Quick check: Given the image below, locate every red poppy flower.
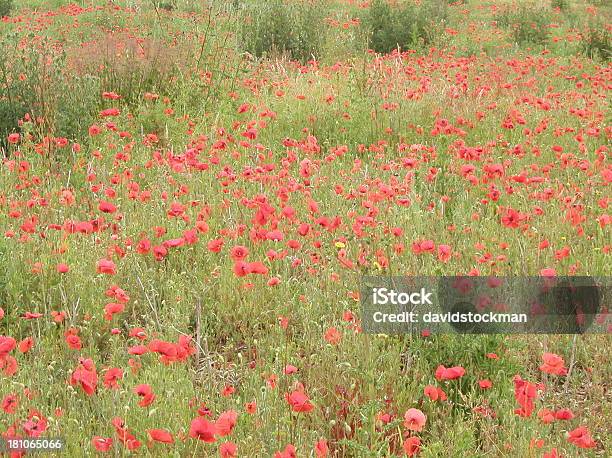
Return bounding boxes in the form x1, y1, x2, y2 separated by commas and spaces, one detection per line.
96, 259, 116, 275
147, 429, 174, 444
567, 426, 596, 449
134, 384, 156, 407
538, 408, 555, 424
542, 448, 561, 458
539, 353, 567, 376
189, 417, 217, 442
0, 336, 16, 357
403, 408, 426, 432
1, 393, 18, 414
221, 385, 235, 397
56, 263, 70, 273
314, 439, 329, 457
69, 359, 98, 396
423, 384, 446, 401
435, 365, 465, 381
103, 368, 123, 390
275, 444, 297, 458
98, 200, 117, 213
220, 441, 237, 458
245, 401, 257, 414
91, 436, 113, 452
554, 408, 574, 420
18, 337, 34, 353
403, 436, 421, 456
286, 390, 314, 413
215, 410, 238, 437
230, 245, 249, 261
284, 364, 298, 375
324, 327, 341, 345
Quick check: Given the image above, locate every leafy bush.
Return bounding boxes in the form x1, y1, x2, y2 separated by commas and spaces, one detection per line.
363, 0, 448, 54
551, 0, 569, 10
495, 6, 552, 46
0, 0, 13, 18
0, 102, 27, 153
153, 0, 176, 11
0, 40, 98, 148
0, 35, 100, 148
66, 32, 189, 107
0, 37, 37, 150
239, 0, 326, 62
1, 23, 198, 151
581, 19, 611, 61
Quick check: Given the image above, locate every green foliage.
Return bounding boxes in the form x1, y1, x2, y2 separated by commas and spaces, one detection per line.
0, 100, 27, 152
0, 37, 36, 150
239, 0, 326, 62
0, 0, 13, 18
551, 0, 569, 10
0, 36, 100, 146
495, 6, 552, 46
581, 19, 611, 61
363, 0, 448, 53
53, 75, 102, 140
153, 0, 176, 11
0, 28, 193, 148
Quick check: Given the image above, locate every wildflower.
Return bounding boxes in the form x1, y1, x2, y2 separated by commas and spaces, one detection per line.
96, 259, 116, 275
324, 327, 341, 345
220, 441, 238, 457
435, 365, 465, 381
567, 426, 596, 449
189, 417, 217, 442
539, 353, 567, 376
147, 429, 174, 444
134, 384, 156, 407
314, 439, 329, 457
403, 408, 426, 432
403, 436, 421, 456
286, 390, 314, 413
91, 437, 113, 452
69, 358, 98, 396
215, 410, 238, 437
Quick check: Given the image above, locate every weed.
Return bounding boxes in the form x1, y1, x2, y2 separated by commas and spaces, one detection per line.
581, 19, 611, 61
363, 0, 448, 53
495, 5, 552, 47
0, 0, 13, 17
239, 0, 327, 62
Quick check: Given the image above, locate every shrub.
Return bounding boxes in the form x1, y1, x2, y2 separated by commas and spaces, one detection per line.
239, 0, 326, 63
0, 36, 36, 151
0, 23, 197, 151
581, 20, 611, 61
153, 0, 176, 11
0, 35, 101, 148
551, 0, 569, 10
65, 32, 189, 106
0, 0, 13, 18
363, 0, 448, 54
495, 6, 552, 46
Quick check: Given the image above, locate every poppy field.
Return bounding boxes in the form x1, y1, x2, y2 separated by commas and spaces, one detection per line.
0, 0, 610, 456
